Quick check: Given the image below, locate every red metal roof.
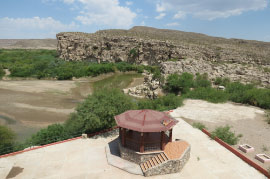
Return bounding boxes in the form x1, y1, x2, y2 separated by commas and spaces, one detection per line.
114, 109, 178, 132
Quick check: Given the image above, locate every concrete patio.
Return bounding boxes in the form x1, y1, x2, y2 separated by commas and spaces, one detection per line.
0, 119, 266, 179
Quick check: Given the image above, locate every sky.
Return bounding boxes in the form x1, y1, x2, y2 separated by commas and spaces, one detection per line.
0, 0, 270, 41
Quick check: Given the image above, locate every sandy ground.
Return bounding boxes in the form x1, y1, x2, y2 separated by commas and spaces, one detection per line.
0, 79, 91, 141
171, 99, 270, 171
0, 80, 76, 93
0, 120, 266, 179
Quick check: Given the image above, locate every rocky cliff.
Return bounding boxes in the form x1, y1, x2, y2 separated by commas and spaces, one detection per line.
57, 26, 270, 86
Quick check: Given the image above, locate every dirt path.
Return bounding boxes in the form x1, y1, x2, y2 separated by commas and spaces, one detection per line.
171, 99, 270, 171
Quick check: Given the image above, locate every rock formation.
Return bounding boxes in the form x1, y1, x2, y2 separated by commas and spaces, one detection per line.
57, 26, 270, 87
123, 72, 162, 99
161, 58, 270, 87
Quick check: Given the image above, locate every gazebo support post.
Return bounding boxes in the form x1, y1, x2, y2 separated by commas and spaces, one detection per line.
169, 129, 173, 142
140, 132, 144, 153
119, 127, 121, 138
121, 128, 126, 147
160, 131, 165, 150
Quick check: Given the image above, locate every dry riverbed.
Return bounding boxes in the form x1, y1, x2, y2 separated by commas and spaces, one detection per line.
0, 73, 143, 141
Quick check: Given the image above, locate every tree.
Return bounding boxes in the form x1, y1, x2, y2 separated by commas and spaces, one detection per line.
29, 124, 67, 145
164, 73, 194, 95
66, 88, 136, 134
0, 125, 15, 155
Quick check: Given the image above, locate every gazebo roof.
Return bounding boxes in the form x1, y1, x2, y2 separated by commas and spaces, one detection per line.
114, 109, 178, 132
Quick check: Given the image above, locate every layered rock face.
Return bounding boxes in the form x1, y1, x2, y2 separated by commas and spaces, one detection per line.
161, 59, 270, 87
57, 26, 270, 86
57, 32, 197, 65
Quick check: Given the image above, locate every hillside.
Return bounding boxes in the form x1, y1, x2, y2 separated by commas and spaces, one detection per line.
57, 26, 270, 87
0, 39, 57, 49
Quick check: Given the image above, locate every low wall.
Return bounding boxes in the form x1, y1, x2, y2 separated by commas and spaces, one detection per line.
0, 126, 119, 159
202, 129, 270, 178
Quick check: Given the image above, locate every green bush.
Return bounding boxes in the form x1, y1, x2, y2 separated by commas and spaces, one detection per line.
211, 125, 242, 145
137, 94, 183, 111
0, 49, 154, 80
164, 73, 194, 95
0, 125, 16, 155
192, 122, 207, 130
185, 87, 228, 103
194, 73, 211, 88
0, 66, 5, 79
29, 124, 67, 146
226, 82, 254, 103
129, 48, 138, 58
243, 88, 270, 109
68, 88, 136, 134
214, 77, 231, 87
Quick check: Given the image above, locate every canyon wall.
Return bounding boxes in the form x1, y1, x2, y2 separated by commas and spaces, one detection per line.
57, 26, 270, 86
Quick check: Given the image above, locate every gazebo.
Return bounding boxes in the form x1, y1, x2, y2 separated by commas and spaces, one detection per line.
114, 109, 178, 153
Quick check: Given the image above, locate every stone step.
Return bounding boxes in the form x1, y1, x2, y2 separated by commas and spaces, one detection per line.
140, 153, 170, 173
140, 163, 146, 173
161, 152, 169, 161
157, 154, 164, 162
146, 161, 151, 168
154, 156, 161, 164
149, 159, 155, 167
152, 158, 158, 166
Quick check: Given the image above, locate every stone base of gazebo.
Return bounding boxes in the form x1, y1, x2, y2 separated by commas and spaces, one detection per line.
118, 138, 163, 164
118, 137, 191, 177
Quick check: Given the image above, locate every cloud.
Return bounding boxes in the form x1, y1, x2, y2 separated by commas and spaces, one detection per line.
155, 13, 166, 20
140, 21, 146, 26
75, 0, 136, 28
156, 3, 165, 12
0, 17, 78, 38
42, 0, 74, 4
136, 8, 143, 13
173, 11, 186, 19
166, 22, 180, 26
156, 0, 268, 20
125, 1, 133, 6
63, 0, 74, 3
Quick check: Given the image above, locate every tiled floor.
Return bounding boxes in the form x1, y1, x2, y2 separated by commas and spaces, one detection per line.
164, 141, 189, 160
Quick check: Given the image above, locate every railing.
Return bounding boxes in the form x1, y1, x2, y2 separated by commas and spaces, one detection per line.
144, 142, 161, 152
0, 126, 119, 158
125, 137, 140, 151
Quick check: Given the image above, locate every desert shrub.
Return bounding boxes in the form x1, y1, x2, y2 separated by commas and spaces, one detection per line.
0, 49, 154, 79
115, 62, 137, 72
185, 87, 228, 103
29, 124, 68, 146
214, 77, 231, 87
194, 73, 211, 88
192, 122, 207, 130
164, 73, 194, 95
225, 82, 254, 103
129, 48, 138, 58
167, 58, 178, 62
211, 125, 242, 145
0, 125, 16, 155
0, 66, 5, 79
137, 94, 183, 111
243, 88, 270, 109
